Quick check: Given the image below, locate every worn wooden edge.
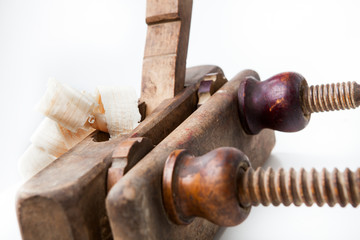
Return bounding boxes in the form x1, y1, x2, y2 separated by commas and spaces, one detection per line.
197, 72, 228, 107
16, 133, 118, 240
145, 0, 192, 25
106, 69, 276, 240
109, 137, 154, 187
133, 65, 225, 145
107, 137, 154, 192
16, 65, 225, 240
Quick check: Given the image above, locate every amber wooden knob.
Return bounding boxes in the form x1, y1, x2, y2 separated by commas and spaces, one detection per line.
162, 147, 251, 226
238, 72, 310, 134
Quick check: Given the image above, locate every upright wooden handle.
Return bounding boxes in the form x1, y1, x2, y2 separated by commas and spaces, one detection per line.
162, 147, 251, 226
141, 0, 193, 116
238, 72, 310, 134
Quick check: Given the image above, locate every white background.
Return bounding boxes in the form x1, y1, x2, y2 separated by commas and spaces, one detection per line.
1, 0, 360, 239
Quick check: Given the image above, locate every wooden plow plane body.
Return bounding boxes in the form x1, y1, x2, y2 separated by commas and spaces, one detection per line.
16, 1, 275, 239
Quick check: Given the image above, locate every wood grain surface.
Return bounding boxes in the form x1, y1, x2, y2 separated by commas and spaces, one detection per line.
106, 69, 275, 240
141, 0, 193, 115
16, 65, 223, 240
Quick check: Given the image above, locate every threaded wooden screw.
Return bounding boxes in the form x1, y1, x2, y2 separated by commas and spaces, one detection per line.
238, 167, 360, 208
302, 82, 360, 114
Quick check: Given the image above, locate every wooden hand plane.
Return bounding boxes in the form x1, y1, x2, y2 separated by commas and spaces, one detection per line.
16, 1, 275, 239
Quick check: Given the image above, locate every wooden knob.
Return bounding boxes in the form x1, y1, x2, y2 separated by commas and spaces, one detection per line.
238, 72, 310, 134
162, 147, 251, 226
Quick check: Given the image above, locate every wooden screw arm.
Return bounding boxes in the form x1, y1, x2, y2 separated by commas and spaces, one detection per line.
163, 147, 360, 227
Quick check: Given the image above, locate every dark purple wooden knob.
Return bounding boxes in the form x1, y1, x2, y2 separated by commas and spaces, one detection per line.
238, 72, 311, 134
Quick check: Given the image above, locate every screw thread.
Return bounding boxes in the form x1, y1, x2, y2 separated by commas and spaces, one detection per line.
238, 167, 360, 208
303, 82, 357, 114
